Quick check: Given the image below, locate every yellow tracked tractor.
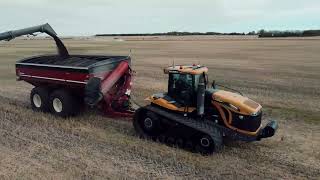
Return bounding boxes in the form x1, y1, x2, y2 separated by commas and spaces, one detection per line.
133, 64, 278, 154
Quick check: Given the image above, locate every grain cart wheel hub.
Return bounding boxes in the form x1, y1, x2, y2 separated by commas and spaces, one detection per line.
33, 94, 42, 108
53, 98, 63, 113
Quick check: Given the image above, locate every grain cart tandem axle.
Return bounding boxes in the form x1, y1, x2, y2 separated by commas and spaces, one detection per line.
0, 23, 133, 117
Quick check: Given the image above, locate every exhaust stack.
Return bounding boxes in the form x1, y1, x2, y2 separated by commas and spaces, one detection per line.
197, 75, 205, 116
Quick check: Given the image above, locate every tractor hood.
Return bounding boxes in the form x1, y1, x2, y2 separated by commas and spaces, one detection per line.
209, 89, 262, 115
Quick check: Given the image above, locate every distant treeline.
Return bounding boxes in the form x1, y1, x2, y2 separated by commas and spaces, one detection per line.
258, 29, 320, 38
96, 31, 255, 37
95, 30, 320, 37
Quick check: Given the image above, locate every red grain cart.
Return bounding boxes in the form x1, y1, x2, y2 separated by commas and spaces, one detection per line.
1, 24, 134, 117
16, 55, 133, 117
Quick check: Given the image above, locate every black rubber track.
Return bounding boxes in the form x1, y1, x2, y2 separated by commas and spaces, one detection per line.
133, 105, 223, 154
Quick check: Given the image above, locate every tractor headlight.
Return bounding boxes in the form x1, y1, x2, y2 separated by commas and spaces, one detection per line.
239, 115, 244, 120
251, 110, 261, 116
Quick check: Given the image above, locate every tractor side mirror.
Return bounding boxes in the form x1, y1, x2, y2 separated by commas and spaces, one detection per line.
212, 80, 216, 88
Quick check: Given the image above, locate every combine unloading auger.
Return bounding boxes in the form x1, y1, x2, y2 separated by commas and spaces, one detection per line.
0, 23, 69, 58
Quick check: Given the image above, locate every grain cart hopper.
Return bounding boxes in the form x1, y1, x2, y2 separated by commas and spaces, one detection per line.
133, 65, 278, 154
0, 24, 133, 117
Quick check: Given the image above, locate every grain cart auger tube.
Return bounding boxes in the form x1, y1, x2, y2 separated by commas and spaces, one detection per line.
133, 65, 278, 154
1, 24, 134, 117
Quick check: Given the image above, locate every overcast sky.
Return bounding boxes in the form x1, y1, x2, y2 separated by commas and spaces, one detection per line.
0, 0, 319, 36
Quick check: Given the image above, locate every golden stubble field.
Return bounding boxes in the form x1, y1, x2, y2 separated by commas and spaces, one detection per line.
0, 36, 319, 179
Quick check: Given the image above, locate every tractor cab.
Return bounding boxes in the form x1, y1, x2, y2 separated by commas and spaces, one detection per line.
146, 65, 208, 113
166, 65, 208, 107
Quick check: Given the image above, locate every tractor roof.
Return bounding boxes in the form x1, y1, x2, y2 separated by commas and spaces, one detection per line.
164, 65, 208, 75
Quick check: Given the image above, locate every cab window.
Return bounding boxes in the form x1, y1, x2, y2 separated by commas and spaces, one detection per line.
168, 73, 195, 105
172, 73, 193, 90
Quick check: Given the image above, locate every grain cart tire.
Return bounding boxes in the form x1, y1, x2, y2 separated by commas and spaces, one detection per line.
49, 89, 80, 117
30, 87, 50, 112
